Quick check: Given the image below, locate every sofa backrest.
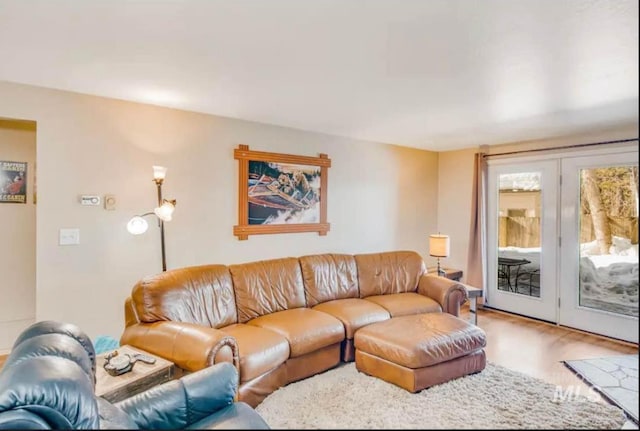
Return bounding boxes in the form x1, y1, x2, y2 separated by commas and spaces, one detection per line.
355, 250, 426, 298
0, 322, 101, 430
12, 320, 97, 377
299, 253, 359, 307
229, 257, 306, 323
132, 264, 237, 329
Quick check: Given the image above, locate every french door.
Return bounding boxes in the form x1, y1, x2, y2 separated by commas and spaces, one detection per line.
487, 146, 639, 343
559, 152, 638, 343
487, 159, 558, 323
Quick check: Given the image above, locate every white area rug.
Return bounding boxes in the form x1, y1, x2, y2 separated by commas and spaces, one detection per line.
256, 362, 627, 429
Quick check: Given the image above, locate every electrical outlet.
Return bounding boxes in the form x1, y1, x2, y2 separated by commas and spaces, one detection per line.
59, 228, 80, 245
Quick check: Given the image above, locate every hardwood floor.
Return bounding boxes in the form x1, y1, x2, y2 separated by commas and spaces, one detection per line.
460, 305, 638, 397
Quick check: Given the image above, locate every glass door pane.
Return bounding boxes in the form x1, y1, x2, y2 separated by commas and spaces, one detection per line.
487, 159, 557, 323
498, 172, 541, 298
578, 166, 638, 318
560, 151, 638, 343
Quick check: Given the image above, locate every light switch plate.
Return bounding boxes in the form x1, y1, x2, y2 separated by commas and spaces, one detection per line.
59, 228, 80, 245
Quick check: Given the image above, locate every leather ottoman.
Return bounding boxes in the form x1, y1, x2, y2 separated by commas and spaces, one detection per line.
354, 313, 486, 392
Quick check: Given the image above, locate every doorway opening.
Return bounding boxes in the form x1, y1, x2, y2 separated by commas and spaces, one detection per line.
0, 117, 37, 352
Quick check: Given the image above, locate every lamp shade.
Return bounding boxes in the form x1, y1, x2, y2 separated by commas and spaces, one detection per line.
154, 200, 175, 222
152, 165, 167, 181
429, 234, 450, 258
127, 216, 149, 235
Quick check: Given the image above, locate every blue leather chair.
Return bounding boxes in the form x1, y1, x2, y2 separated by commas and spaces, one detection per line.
0, 321, 270, 429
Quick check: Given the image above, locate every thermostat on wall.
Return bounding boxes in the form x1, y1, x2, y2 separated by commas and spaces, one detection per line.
80, 195, 101, 206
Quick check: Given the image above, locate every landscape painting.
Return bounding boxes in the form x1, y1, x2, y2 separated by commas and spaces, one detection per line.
248, 161, 321, 225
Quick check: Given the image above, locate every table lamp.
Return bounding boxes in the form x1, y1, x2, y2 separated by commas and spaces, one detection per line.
429, 234, 450, 277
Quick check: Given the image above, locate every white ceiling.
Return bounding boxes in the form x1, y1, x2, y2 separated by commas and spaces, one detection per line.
0, 0, 637, 151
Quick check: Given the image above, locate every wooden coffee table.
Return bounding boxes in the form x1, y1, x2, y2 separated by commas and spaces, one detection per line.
95, 345, 174, 403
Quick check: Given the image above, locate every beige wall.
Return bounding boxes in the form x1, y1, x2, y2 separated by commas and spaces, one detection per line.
0, 81, 439, 340
436, 148, 477, 282
0, 119, 36, 351
487, 125, 639, 156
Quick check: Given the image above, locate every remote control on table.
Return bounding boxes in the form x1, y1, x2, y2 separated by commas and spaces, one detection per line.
133, 353, 157, 364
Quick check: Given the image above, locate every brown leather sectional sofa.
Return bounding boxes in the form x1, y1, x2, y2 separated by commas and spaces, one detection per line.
121, 250, 468, 407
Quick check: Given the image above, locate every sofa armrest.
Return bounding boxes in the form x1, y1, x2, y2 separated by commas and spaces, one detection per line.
115, 362, 254, 429
120, 321, 239, 373
418, 274, 468, 316
0, 356, 100, 429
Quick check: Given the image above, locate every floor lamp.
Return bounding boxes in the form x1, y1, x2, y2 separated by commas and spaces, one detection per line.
429, 234, 450, 277
126, 166, 176, 272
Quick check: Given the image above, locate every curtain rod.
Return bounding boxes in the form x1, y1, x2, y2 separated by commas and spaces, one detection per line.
483, 137, 638, 158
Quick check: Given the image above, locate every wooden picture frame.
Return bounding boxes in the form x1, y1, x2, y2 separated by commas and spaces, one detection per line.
234, 145, 331, 240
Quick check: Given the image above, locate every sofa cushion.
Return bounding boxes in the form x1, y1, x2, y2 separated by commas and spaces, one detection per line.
364, 293, 441, 317
187, 402, 270, 430
247, 309, 344, 358
355, 251, 426, 298
230, 257, 306, 323
312, 298, 390, 338
221, 324, 290, 382
299, 254, 359, 307
97, 398, 139, 429
132, 264, 237, 329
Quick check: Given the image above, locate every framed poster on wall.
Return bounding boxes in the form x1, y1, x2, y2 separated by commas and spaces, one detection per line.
233, 145, 331, 240
0, 160, 27, 204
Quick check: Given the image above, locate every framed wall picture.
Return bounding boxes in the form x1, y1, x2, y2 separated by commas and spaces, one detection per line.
0, 160, 27, 204
234, 145, 331, 240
